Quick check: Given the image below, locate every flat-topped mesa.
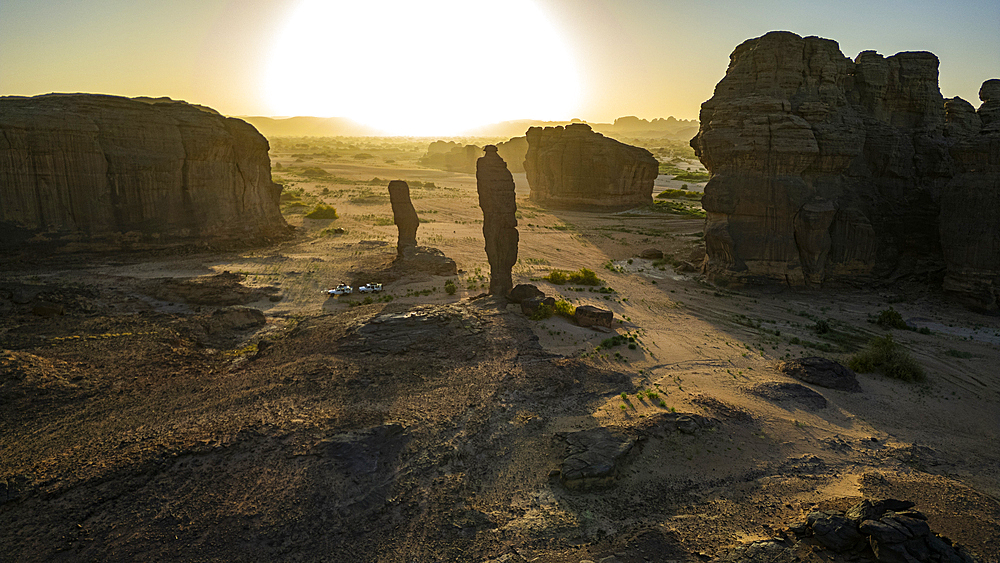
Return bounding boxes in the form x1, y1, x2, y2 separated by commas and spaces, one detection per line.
476, 145, 519, 296
691, 31, 998, 307
524, 123, 658, 210
0, 93, 288, 251
388, 180, 418, 257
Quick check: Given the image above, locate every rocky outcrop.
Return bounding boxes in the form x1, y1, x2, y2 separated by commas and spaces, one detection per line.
388, 180, 418, 257
574, 305, 613, 328
477, 145, 518, 296
691, 31, 999, 306
776, 357, 861, 392
496, 136, 527, 173
524, 123, 658, 210
940, 80, 1000, 312
0, 94, 288, 251
418, 142, 480, 173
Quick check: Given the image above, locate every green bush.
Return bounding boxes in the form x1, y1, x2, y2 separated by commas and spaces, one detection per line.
553, 299, 575, 319
848, 335, 925, 382
444, 280, 457, 295
544, 270, 568, 285
305, 204, 338, 219
875, 307, 909, 330
567, 268, 600, 286
529, 302, 554, 320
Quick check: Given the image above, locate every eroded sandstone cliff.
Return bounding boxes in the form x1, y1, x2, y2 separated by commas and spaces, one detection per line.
524, 123, 658, 210
0, 94, 288, 251
692, 31, 999, 309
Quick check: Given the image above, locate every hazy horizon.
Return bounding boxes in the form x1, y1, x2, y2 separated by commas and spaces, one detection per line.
2, 0, 998, 135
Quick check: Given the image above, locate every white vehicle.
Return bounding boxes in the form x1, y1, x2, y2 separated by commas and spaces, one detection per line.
358, 283, 383, 293
327, 283, 352, 295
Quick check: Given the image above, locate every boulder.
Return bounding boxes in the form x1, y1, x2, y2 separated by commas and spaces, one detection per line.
508, 283, 544, 303
476, 145, 519, 296
639, 248, 664, 260
394, 246, 457, 277
559, 427, 635, 491
776, 357, 862, 392
388, 180, 418, 257
524, 123, 658, 210
575, 305, 613, 328
691, 32, 999, 302
0, 94, 288, 251
520, 295, 555, 317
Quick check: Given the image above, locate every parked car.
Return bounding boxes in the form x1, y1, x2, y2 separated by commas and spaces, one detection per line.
358, 283, 383, 293
327, 283, 352, 295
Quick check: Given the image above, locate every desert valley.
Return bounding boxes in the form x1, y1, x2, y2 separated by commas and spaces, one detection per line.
2, 24, 999, 563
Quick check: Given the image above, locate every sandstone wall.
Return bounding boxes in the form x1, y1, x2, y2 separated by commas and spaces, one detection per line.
0, 94, 288, 251
524, 123, 658, 210
692, 32, 998, 309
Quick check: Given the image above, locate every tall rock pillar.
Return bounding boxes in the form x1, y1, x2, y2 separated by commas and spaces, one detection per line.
476, 145, 519, 296
388, 180, 418, 257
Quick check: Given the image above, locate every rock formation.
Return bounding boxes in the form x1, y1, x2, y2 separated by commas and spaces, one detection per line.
388, 180, 418, 257
418, 142, 480, 173
691, 31, 1000, 309
0, 93, 288, 251
939, 80, 1000, 311
524, 123, 658, 210
496, 136, 528, 173
476, 145, 518, 296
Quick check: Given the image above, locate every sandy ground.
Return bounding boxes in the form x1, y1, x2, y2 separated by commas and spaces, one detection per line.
2, 139, 998, 562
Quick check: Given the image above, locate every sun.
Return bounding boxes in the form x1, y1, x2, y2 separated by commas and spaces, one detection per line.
265, 0, 581, 136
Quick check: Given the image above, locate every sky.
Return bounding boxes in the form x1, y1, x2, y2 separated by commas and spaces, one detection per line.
2, 0, 998, 135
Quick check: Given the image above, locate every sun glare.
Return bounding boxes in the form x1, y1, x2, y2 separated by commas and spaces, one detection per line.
265, 0, 581, 136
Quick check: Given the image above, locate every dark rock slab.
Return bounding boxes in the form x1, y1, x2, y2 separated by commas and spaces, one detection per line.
639, 248, 664, 260
808, 511, 866, 552
749, 381, 828, 410
394, 245, 457, 276
776, 357, 862, 392
508, 283, 544, 303
575, 305, 613, 328
559, 427, 635, 491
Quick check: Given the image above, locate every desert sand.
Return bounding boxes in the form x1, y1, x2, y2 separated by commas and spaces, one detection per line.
1, 137, 998, 562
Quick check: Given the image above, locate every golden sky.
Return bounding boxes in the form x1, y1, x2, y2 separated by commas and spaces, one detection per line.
2, 0, 997, 135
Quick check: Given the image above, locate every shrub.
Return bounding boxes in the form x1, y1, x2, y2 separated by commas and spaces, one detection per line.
848, 335, 925, 382
553, 300, 575, 319
567, 268, 600, 286
529, 302, 555, 320
444, 280, 457, 295
875, 307, 909, 330
544, 270, 568, 285
305, 204, 338, 219
353, 153, 374, 160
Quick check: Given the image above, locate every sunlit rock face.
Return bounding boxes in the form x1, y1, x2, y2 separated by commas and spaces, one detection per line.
524, 123, 658, 210
0, 94, 288, 251
693, 31, 998, 306
477, 145, 518, 296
